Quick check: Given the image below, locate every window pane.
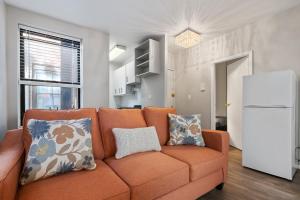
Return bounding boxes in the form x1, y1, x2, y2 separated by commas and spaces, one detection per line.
33, 66, 61, 82
20, 28, 81, 84
23, 85, 79, 110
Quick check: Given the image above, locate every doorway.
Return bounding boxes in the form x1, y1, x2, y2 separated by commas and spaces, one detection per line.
211, 51, 253, 150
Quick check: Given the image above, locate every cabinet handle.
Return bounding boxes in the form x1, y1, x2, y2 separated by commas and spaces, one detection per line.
126, 76, 128, 83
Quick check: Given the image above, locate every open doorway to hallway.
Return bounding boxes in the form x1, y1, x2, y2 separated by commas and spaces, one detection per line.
211, 51, 253, 150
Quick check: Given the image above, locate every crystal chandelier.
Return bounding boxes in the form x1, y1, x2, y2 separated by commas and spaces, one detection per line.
175, 29, 201, 48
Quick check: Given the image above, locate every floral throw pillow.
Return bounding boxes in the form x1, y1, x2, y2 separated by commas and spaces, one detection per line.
168, 114, 205, 146
20, 118, 96, 185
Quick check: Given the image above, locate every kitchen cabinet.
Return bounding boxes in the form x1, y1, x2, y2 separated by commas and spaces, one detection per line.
113, 66, 126, 96
126, 61, 140, 85
113, 64, 135, 96
135, 39, 160, 77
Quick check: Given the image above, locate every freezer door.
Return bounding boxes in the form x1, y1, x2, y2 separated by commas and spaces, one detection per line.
242, 107, 295, 180
243, 71, 296, 108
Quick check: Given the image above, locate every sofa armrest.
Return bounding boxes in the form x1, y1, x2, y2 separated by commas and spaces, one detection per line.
202, 129, 229, 181
202, 129, 229, 154
0, 129, 24, 200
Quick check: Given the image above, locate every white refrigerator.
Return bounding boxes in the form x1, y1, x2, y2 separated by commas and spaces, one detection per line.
242, 70, 298, 180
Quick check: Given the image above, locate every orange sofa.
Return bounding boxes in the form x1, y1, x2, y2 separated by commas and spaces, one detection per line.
0, 107, 229, 200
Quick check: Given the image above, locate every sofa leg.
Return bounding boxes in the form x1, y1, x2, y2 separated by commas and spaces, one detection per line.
216, 183, 224, 190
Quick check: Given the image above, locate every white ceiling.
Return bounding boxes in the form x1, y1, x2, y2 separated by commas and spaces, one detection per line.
5, 0, 300, 63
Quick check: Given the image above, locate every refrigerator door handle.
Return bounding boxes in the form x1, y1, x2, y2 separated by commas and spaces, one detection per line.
244, 105, 291, 108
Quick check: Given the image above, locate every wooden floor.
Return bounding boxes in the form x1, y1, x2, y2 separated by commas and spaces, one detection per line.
199, 148, 300, 200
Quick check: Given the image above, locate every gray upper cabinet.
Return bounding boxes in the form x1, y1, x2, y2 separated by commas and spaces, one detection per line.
135, 39, 160, 77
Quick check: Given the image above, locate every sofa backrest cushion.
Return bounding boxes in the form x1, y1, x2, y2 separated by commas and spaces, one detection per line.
98, 108, 147, 158
22, 108, 104, 160
143, 107, 176, 145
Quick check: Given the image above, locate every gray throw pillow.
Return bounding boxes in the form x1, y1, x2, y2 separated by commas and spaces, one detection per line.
112, 126, 161, 159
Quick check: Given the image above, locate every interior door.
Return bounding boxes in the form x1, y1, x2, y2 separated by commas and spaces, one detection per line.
227, 57, 250, 149
166, 69, 175, 107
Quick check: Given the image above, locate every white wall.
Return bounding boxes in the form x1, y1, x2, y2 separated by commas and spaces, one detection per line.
0, 0, 7, 139
6, 6, 109, 129
174, 4, 300, 128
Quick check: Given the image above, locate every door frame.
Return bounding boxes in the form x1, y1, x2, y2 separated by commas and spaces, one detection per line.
210, 50, 254, 129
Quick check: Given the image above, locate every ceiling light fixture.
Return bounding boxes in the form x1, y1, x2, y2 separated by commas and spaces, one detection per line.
175, 29, 201, 48
109, 45, 126, 61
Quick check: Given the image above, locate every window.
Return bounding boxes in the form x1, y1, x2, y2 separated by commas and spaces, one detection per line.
19, 25, 82, 123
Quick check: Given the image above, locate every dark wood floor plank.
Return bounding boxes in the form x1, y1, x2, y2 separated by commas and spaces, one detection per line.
199, 148, 300, 200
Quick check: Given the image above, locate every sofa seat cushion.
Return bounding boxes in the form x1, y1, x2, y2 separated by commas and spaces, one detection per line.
162, 146, 225, 181
17, 160, 130, 200
105, 152, 189, 200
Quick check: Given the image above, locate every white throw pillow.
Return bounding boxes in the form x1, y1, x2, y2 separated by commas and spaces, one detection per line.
112, 126, 161, 159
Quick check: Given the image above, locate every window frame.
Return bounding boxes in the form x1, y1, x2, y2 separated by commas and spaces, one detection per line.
18, 24, 83, 126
